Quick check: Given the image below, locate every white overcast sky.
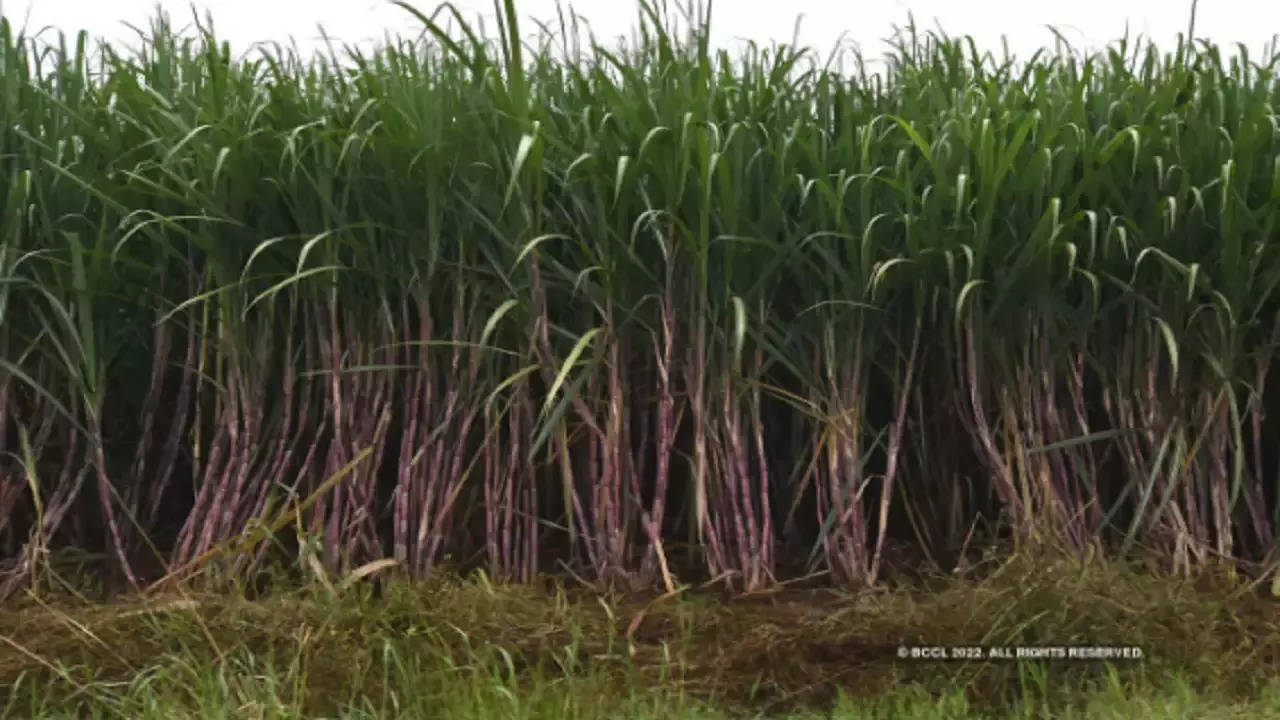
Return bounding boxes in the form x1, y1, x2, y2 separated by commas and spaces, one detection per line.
1, 1, 1276, 66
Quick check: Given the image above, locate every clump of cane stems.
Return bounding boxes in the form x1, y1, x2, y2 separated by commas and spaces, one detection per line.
0, 0, 1277, 597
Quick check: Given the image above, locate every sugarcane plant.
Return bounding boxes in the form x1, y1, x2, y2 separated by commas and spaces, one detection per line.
0, 0, 1277, 598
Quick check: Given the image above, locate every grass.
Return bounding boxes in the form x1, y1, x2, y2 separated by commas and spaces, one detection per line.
4, 546, 1280, 718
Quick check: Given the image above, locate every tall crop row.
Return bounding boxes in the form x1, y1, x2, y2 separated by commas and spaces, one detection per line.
0, 1, 1277, 595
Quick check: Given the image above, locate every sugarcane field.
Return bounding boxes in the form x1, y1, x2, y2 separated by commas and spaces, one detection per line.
2, 0, 1280, 717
